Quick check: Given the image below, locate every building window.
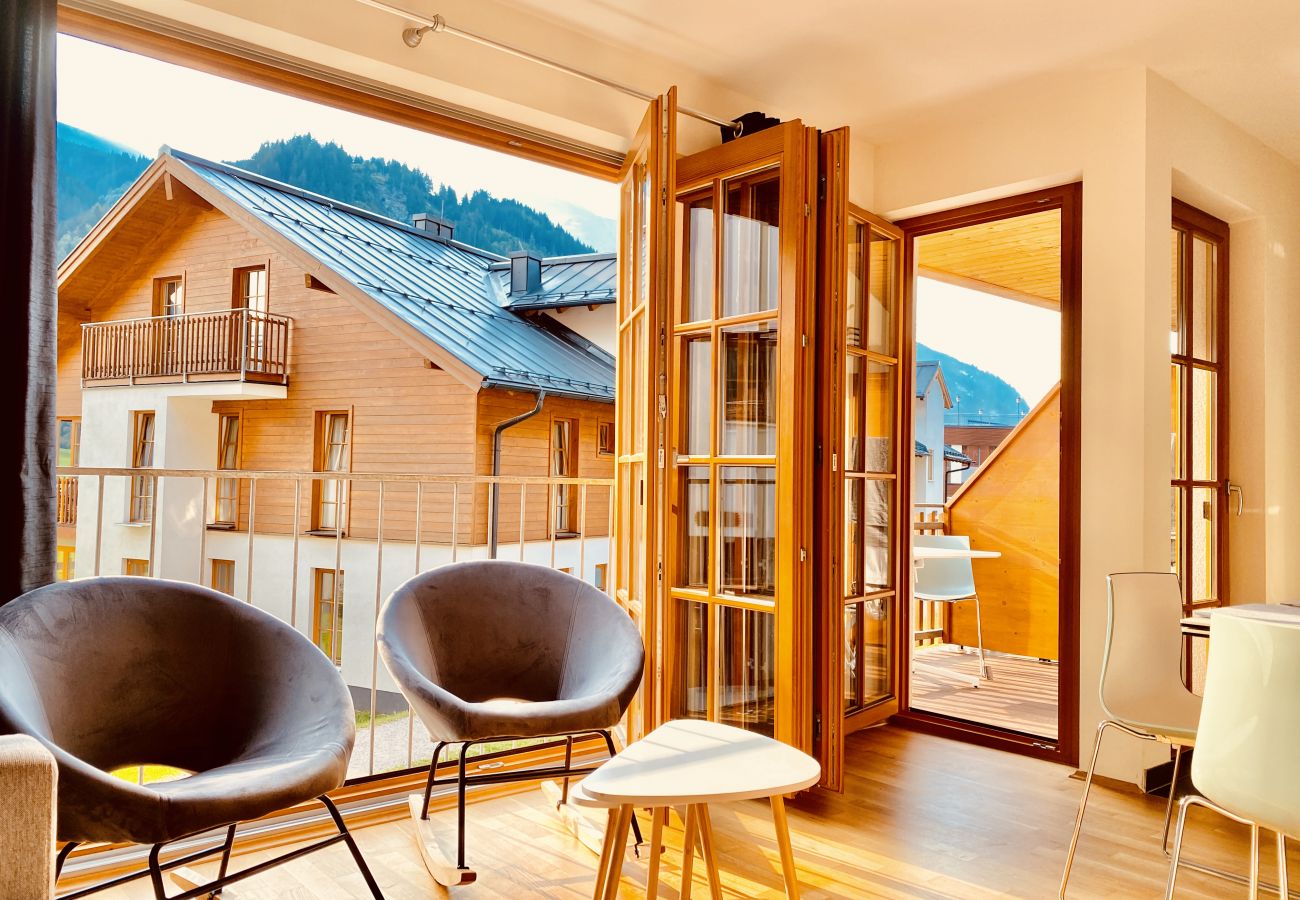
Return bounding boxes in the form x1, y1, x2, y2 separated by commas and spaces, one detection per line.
57, 417, 81, 467
597, 421, 615, 456
233, 265, 268, 313
57, 418, 81, 527
213, 414, 241, 525
313, 568, 344, 665
153, 276, 183, 317
129, 411, 156, 523
551, 418, 578, 535
56, 547, 76, 582
594, 563, 607, 592
314, 411, 351, 532
210, 559, 235, 596
1170, 201, 1229, 609
123, 558, 149, 576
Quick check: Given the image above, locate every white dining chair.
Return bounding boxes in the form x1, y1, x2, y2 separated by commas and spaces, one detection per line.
1165, 610, 1299, 900
1059, 572, 1201, 897
912, 534, 990, 680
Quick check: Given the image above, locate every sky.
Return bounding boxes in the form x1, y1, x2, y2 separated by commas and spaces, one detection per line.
55, 35, 617, 247
916, 277, 1061, 407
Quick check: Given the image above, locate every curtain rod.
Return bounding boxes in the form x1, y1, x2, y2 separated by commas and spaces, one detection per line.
353, 0, 737, 132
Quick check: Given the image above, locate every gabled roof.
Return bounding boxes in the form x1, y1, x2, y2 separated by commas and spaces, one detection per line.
915, 360, 953, 409
490, 253, 616, 311
62, 149, 615, 402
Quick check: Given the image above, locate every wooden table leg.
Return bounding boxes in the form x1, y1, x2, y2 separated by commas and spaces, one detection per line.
592, 807, 620, 900
680, 805, 698, 900
601, 805, 634, 900
695, 805, 723, 900
770, 794, 800, 900
645, 807, 667, 898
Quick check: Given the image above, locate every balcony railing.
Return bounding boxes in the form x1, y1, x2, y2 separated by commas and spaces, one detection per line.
56, 464, 614, 782
80, 309, 291, 385
57, 474, 78, 526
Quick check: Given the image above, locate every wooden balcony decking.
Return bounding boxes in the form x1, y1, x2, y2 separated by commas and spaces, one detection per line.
911, 644, 1059, 739
80, 309, 291, 386
92, 726, 1292, 899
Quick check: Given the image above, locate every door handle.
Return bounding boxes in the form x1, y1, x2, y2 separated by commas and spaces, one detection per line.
1226, 480, 1244, 517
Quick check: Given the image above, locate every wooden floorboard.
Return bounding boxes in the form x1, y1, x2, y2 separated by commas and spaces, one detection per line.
911, 644, 1059, 739
92, 726, 1293, 898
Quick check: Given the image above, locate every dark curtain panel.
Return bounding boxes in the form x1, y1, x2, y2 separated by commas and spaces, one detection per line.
0, 0, 57, 602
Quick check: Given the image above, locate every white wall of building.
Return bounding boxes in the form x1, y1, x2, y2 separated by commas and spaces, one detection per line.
912, 380, 948, 506
544, 305, 617, 355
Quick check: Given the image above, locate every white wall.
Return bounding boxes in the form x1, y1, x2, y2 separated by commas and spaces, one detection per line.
912, 383, 947, 505
544, 305, 617, 354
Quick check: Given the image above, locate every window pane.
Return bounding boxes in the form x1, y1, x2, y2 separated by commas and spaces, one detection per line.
718, 466, 775, 599
672, 599, 709, 721
847, 222, 865, 349
632, 317, 646, 453
1170, 228, 1184, 355
866, 362, 895, 473
1191, 487, 1217, 602
862, 597, 892, 706
844, 355, 863, 472
844, 603, 861, 712
686, 196, 714, 322
1191, 236, 1217, 361
864, 479, 893, 590
1192, 367, 1216, 481
1170, 486, 1183, 576
717, 606, 775, 737
57, 420, 74, 467
722, 172, 780, 317
679, 466, 710, 588
844, 478, 863, 597
682, 337, 711, 455
1170, 364, 1183, 479
720, 323, 777, 456
867, 230, 896, 356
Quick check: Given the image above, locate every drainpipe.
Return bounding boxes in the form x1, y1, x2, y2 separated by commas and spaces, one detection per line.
489, 390, 546, 559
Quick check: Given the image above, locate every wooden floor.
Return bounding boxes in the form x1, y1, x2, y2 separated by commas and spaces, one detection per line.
94, 726, 1294, 899
911, 645, 1059, 740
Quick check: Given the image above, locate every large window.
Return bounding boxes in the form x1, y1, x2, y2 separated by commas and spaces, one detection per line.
129, 411, 156, 523
213, 413, 241, 526
57, 417, 81, 467
56, 547, 76, 582
551, 418, 579, 535
122, 558, 149, 576
210, 558, 235, 595
313, 411, 351, 533
313, 568, 344, 665
152, 276, 183, 317
234, 265, 269, 369
1170, 201, 1229, 609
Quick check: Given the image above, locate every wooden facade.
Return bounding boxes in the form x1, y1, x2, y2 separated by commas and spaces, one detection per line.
56, 173, 614, 548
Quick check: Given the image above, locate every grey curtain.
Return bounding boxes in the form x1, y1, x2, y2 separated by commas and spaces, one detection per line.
0, 0, 57, 601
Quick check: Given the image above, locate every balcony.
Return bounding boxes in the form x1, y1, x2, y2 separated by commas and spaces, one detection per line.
56, 475, 78, 526
80, 309, 291, 386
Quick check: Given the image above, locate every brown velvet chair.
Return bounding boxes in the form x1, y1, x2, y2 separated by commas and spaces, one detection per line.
0, 577, 384, 900
378, 560, 644, 882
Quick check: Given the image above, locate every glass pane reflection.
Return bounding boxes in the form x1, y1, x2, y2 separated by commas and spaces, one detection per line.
718, 605, 775, 736
719, 466, 775, 599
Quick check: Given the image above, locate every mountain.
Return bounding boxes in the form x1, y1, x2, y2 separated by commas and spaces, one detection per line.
55, 123, 149, 260
916, 342, 1028, 424
231, 135, 594, 258
544, 200, 617, 253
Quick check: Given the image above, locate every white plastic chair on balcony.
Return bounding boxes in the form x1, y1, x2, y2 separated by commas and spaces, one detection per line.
1059, 572, 1201, 897
1166, 610, 1299, 900
912, 534, 990, 681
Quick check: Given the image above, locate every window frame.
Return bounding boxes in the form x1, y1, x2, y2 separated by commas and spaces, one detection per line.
212, 412, 242, 527
311, 409, 353, 534
1170, 199, 1230, 611
129, 410, 156, 524
597, 420, 615, 457
152, 275, 184, 317
550, 416, 580, 537
57, 416, 81, 467
210, 558, 236, 595
231, 263, 270, 313
122, 558, 149, 577
312, 567, 344, 666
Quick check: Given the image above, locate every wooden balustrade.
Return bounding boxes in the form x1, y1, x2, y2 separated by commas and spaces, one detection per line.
912, 503, 949, 644
56, 475, 78, 526
81, 310, 290, 384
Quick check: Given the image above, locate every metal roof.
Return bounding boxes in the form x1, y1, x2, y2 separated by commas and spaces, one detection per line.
491, 253, 616, 311
173, 150, 614, 402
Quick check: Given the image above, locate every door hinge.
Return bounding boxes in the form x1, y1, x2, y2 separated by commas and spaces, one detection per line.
814, 712, 822, 740
801, 333, 808, 348
657, 394, 667, 418
800, 547, 807, 562
804, 202, 811, 218
832, 451, 838, 472
818, 175, 826, 202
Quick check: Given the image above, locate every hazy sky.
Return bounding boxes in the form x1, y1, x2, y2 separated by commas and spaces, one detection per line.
55, 34, 617, 237
916, 277, 1061, 406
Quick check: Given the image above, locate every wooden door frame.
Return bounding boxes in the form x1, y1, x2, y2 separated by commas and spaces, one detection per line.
893, 183, 1082, 768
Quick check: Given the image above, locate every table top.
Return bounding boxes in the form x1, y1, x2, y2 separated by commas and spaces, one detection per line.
1180, 603, 1300, 633
579, 719, 822, 807
912, 546, 1002, 561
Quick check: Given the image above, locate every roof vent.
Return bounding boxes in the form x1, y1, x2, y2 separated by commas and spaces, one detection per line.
509, 251, 542, 296
411, 213, 455, 242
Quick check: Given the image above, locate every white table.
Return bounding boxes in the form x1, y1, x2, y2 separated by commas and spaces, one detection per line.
911, 544, 1002, 686
1181, 602, 1300, 638
575, 719, 821, 899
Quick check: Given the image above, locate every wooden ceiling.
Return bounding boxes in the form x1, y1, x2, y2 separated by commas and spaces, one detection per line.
916, 209, 1062, 309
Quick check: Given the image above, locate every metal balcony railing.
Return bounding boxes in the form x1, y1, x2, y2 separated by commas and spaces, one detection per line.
80, 309, 291, 384
55, 465, 615, 783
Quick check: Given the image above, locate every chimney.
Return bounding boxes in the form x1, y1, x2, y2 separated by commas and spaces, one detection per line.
509, 251, 542, 296
411, 213, 455, 242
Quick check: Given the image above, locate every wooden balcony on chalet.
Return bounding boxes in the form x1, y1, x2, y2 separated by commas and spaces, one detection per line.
80, 309, 291, 387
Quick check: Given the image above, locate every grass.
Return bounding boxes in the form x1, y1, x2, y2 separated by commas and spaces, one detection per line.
354, 708, 412, 729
